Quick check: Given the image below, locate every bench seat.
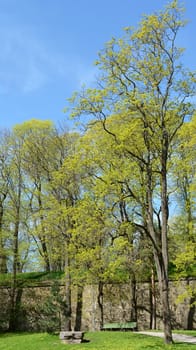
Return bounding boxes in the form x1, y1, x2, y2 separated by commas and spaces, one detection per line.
101, 321, 137, 331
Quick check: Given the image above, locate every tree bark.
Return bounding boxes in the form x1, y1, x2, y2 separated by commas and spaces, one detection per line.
0, 196, 7, 273
98, 281, 104, 329
145, 148, 173, 343
150, 268, 156, 330
8, 288, 23, 331
185, 279, 196, 330
130, 275, 137, 323
62, 252, 72, 331
9, 208, 20, 331
37, 183, 50, 272
160, 130, 173, 344
74, 285, 84, 331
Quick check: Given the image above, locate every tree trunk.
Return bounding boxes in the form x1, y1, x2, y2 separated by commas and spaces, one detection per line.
8, 290, 16, 331
0, 198, 7, 273
187, 297, 195, 330
185, 279, 196, 330
8, 288, 23, 331
161, 277, 173, 344
62, 252, 72, 331
146, 151, 173, 344
40, 239, 50, 272
98, 281, 104, 329
160, 131, 173, 344
37, 184, 50, 272
0, 236, 7, 273
149, 268, 156, 330
130, 275, 137, 323
74, 285, 83, 331
9, 213, 20, 331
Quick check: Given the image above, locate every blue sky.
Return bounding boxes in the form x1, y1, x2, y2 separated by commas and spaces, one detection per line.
0, 0, 195, 130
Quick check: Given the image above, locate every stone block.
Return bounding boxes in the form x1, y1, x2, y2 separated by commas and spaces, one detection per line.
59, 331, 84, 344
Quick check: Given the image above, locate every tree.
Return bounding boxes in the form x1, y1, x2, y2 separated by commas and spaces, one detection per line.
4, 129, 29, 331
13, 119, 72, 272
68, 1, 195, 343
0, 130, 10, 273
64, 117, 155, 329
13, 119, 57, 272
42, 131, 83, 331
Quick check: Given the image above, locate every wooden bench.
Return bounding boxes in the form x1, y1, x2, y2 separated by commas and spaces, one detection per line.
101, 321, 137, 331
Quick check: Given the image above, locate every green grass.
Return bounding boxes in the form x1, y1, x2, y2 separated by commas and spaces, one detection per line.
0, 271, 64, 287
0, 332, 195, 350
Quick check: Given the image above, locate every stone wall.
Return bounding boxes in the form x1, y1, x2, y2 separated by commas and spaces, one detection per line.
0, 279, 195, 331
101, 280, 195, 331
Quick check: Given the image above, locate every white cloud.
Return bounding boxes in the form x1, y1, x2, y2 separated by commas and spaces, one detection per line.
0, 25, 48, 93
0, 23, 97, 95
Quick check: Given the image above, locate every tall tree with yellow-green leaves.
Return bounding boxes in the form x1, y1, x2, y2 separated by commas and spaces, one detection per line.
42, 131, 84, 331
13, 119, 73, 272
68, 1, 195, 343
4, 129, 30, 331
70, 122, 155, 327
13, 119, 59, 272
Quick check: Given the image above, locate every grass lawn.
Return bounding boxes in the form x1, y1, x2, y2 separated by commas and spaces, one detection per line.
0, 331, 195, 350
